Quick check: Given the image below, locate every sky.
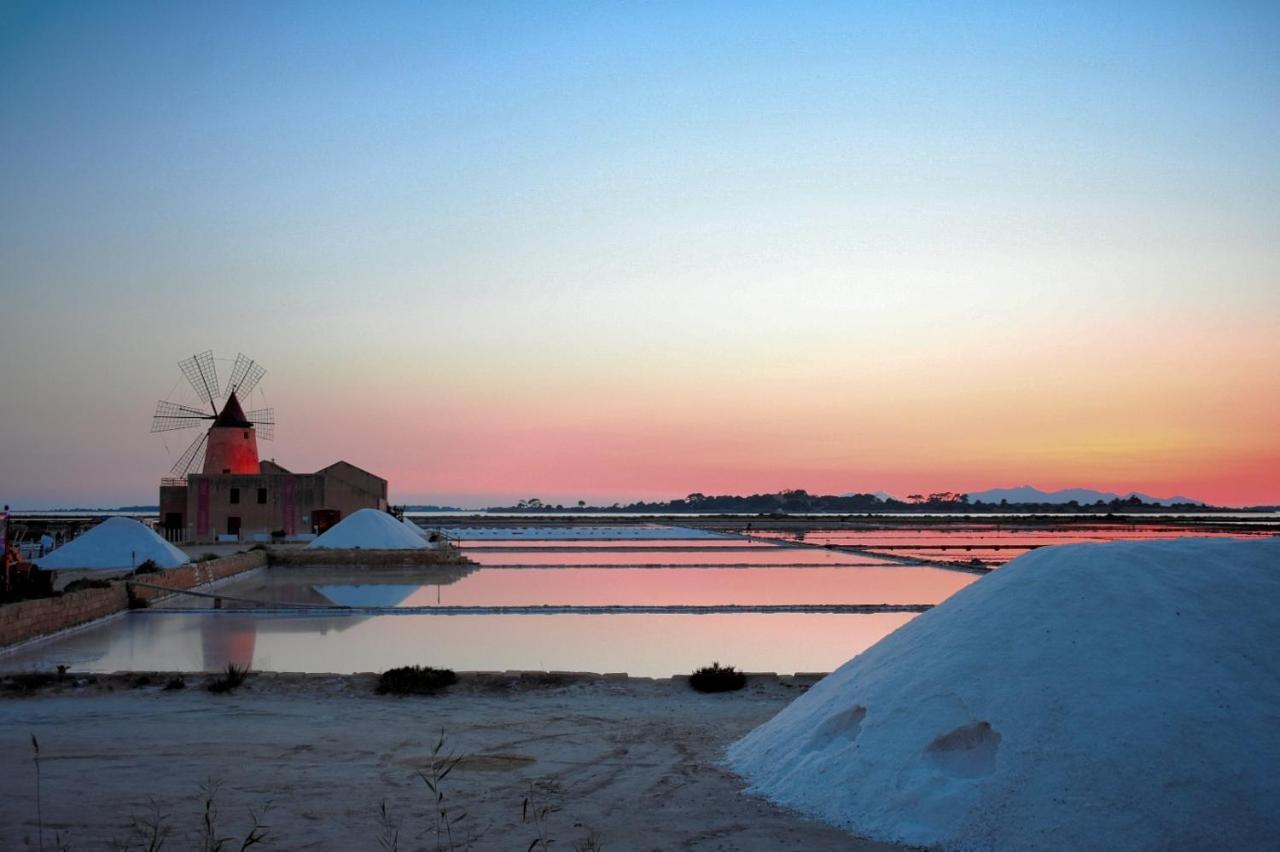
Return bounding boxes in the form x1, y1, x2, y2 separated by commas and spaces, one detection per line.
1, 1, 1278, 508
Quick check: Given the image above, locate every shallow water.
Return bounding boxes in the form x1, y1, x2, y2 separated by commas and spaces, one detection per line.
751, 527, 1271, 547
165, 564, 973, 608
440, 525, 727, 540
459, 538, 781, 549
0, 610, 916, 677
9, 522, 1266, 677
465, 549, 897, 566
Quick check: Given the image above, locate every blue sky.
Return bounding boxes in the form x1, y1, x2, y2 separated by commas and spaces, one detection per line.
2, 1, 1278, 506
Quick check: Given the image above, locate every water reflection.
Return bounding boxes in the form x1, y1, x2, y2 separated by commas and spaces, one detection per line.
466, 550, 895, 566
752, 527, 1271, 547
186, 565, 972, 609
201, 613, 257, 671
4, 611, 919, 677
459, 539, 779, 549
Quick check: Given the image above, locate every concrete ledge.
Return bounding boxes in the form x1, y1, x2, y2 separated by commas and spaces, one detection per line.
266, 547, 472, 567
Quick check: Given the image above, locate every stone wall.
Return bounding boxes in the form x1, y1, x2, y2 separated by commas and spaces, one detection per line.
0, 584, 127, 648
0, 550, 267, 649
128, 550, 266, 604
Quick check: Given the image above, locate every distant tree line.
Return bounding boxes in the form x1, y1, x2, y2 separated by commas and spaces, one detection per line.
484, 489, 1221, 514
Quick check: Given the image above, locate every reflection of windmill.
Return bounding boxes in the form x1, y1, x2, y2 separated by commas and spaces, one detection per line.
151, 351, 274, 477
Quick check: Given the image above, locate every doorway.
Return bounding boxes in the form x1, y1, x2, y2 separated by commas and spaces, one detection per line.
312, 509, 340, 534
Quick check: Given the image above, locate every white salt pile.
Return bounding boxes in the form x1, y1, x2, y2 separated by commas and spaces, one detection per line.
729, 537, 1280, 850
308, 508, 427, 550
400, 515, 439, 543
36, 517, 190, 571
400, 516, 440, 549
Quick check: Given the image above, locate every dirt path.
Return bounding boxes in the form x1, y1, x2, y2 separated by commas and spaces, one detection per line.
1, 674, 899, 851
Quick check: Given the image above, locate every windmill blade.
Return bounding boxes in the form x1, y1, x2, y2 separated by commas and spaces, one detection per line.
179, 350, 220, 409
171, 432, 208, 478
151, 399, 215, 433
247, 407, 274, 441
226, 353, 265, 398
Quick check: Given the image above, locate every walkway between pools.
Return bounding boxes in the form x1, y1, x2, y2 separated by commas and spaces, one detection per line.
731, 532, 995, 575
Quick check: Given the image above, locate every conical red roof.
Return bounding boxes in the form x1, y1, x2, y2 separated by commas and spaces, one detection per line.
213, 391, 252, 428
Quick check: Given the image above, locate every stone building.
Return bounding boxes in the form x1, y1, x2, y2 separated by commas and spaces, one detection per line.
157, 393, 387, 543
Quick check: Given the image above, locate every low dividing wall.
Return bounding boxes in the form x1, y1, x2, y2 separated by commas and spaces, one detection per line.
0, 584, 127, 649
267, 547, 471, 567
0, 550, 267, 649
128, 550, 266, 604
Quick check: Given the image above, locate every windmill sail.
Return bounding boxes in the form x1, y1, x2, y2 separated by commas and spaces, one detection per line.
246, 407, 275, 440
171, 432, 208, 477
179, 350, 220, 409
151, 400, 214, 433
154, 350, 274, 475
226, 353, 265, 397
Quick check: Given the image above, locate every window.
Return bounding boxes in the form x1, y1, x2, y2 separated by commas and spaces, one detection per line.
257, 487, 267, 504
230, 487, 240, 504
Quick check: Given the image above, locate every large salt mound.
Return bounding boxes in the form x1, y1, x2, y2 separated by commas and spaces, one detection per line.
728, 537, 1280, 851
36, 517, 190, 571
401, 516, 428, 537
308, 508, 427, 550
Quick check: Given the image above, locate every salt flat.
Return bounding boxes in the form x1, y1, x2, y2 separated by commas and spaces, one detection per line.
0, 674, 895, 851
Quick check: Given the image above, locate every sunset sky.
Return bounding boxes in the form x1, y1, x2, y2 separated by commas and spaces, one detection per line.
2, 2, 1277, 508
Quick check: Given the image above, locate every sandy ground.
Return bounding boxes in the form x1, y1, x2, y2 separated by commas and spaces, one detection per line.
0, 673, 899, 851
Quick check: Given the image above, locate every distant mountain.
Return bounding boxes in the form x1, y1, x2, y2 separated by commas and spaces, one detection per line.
841, 491, 899, 502
1126, 492, 1207, 506
968, 485, 1205, 507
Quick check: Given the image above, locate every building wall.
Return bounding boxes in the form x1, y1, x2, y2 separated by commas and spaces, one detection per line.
175, 461, 387, 543
159, 484, 187, 533
187, 473, 323, 541
319, 461, 389, 514
204, 425, 260, 474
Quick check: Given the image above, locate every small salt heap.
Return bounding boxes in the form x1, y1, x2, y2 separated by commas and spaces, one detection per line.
308, 508, 428, 550
37, 517, 189, 571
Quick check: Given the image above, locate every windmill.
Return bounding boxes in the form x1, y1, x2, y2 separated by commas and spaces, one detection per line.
151, 351, 275, 478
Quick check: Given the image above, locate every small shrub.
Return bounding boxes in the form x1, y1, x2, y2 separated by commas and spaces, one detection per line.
377, 665, 457, 696
134, 559, 161, 575
196, 553, 220, 562
197, 778, 269, 850
163, 675, 186, 691
689, 662, 746, 693
132, 675, 153, 688
421, 730, 465, 849
575, 832, 604, 852
207, 663, 249, 694
3, 672, 57, 693
248, 543, 267, 551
